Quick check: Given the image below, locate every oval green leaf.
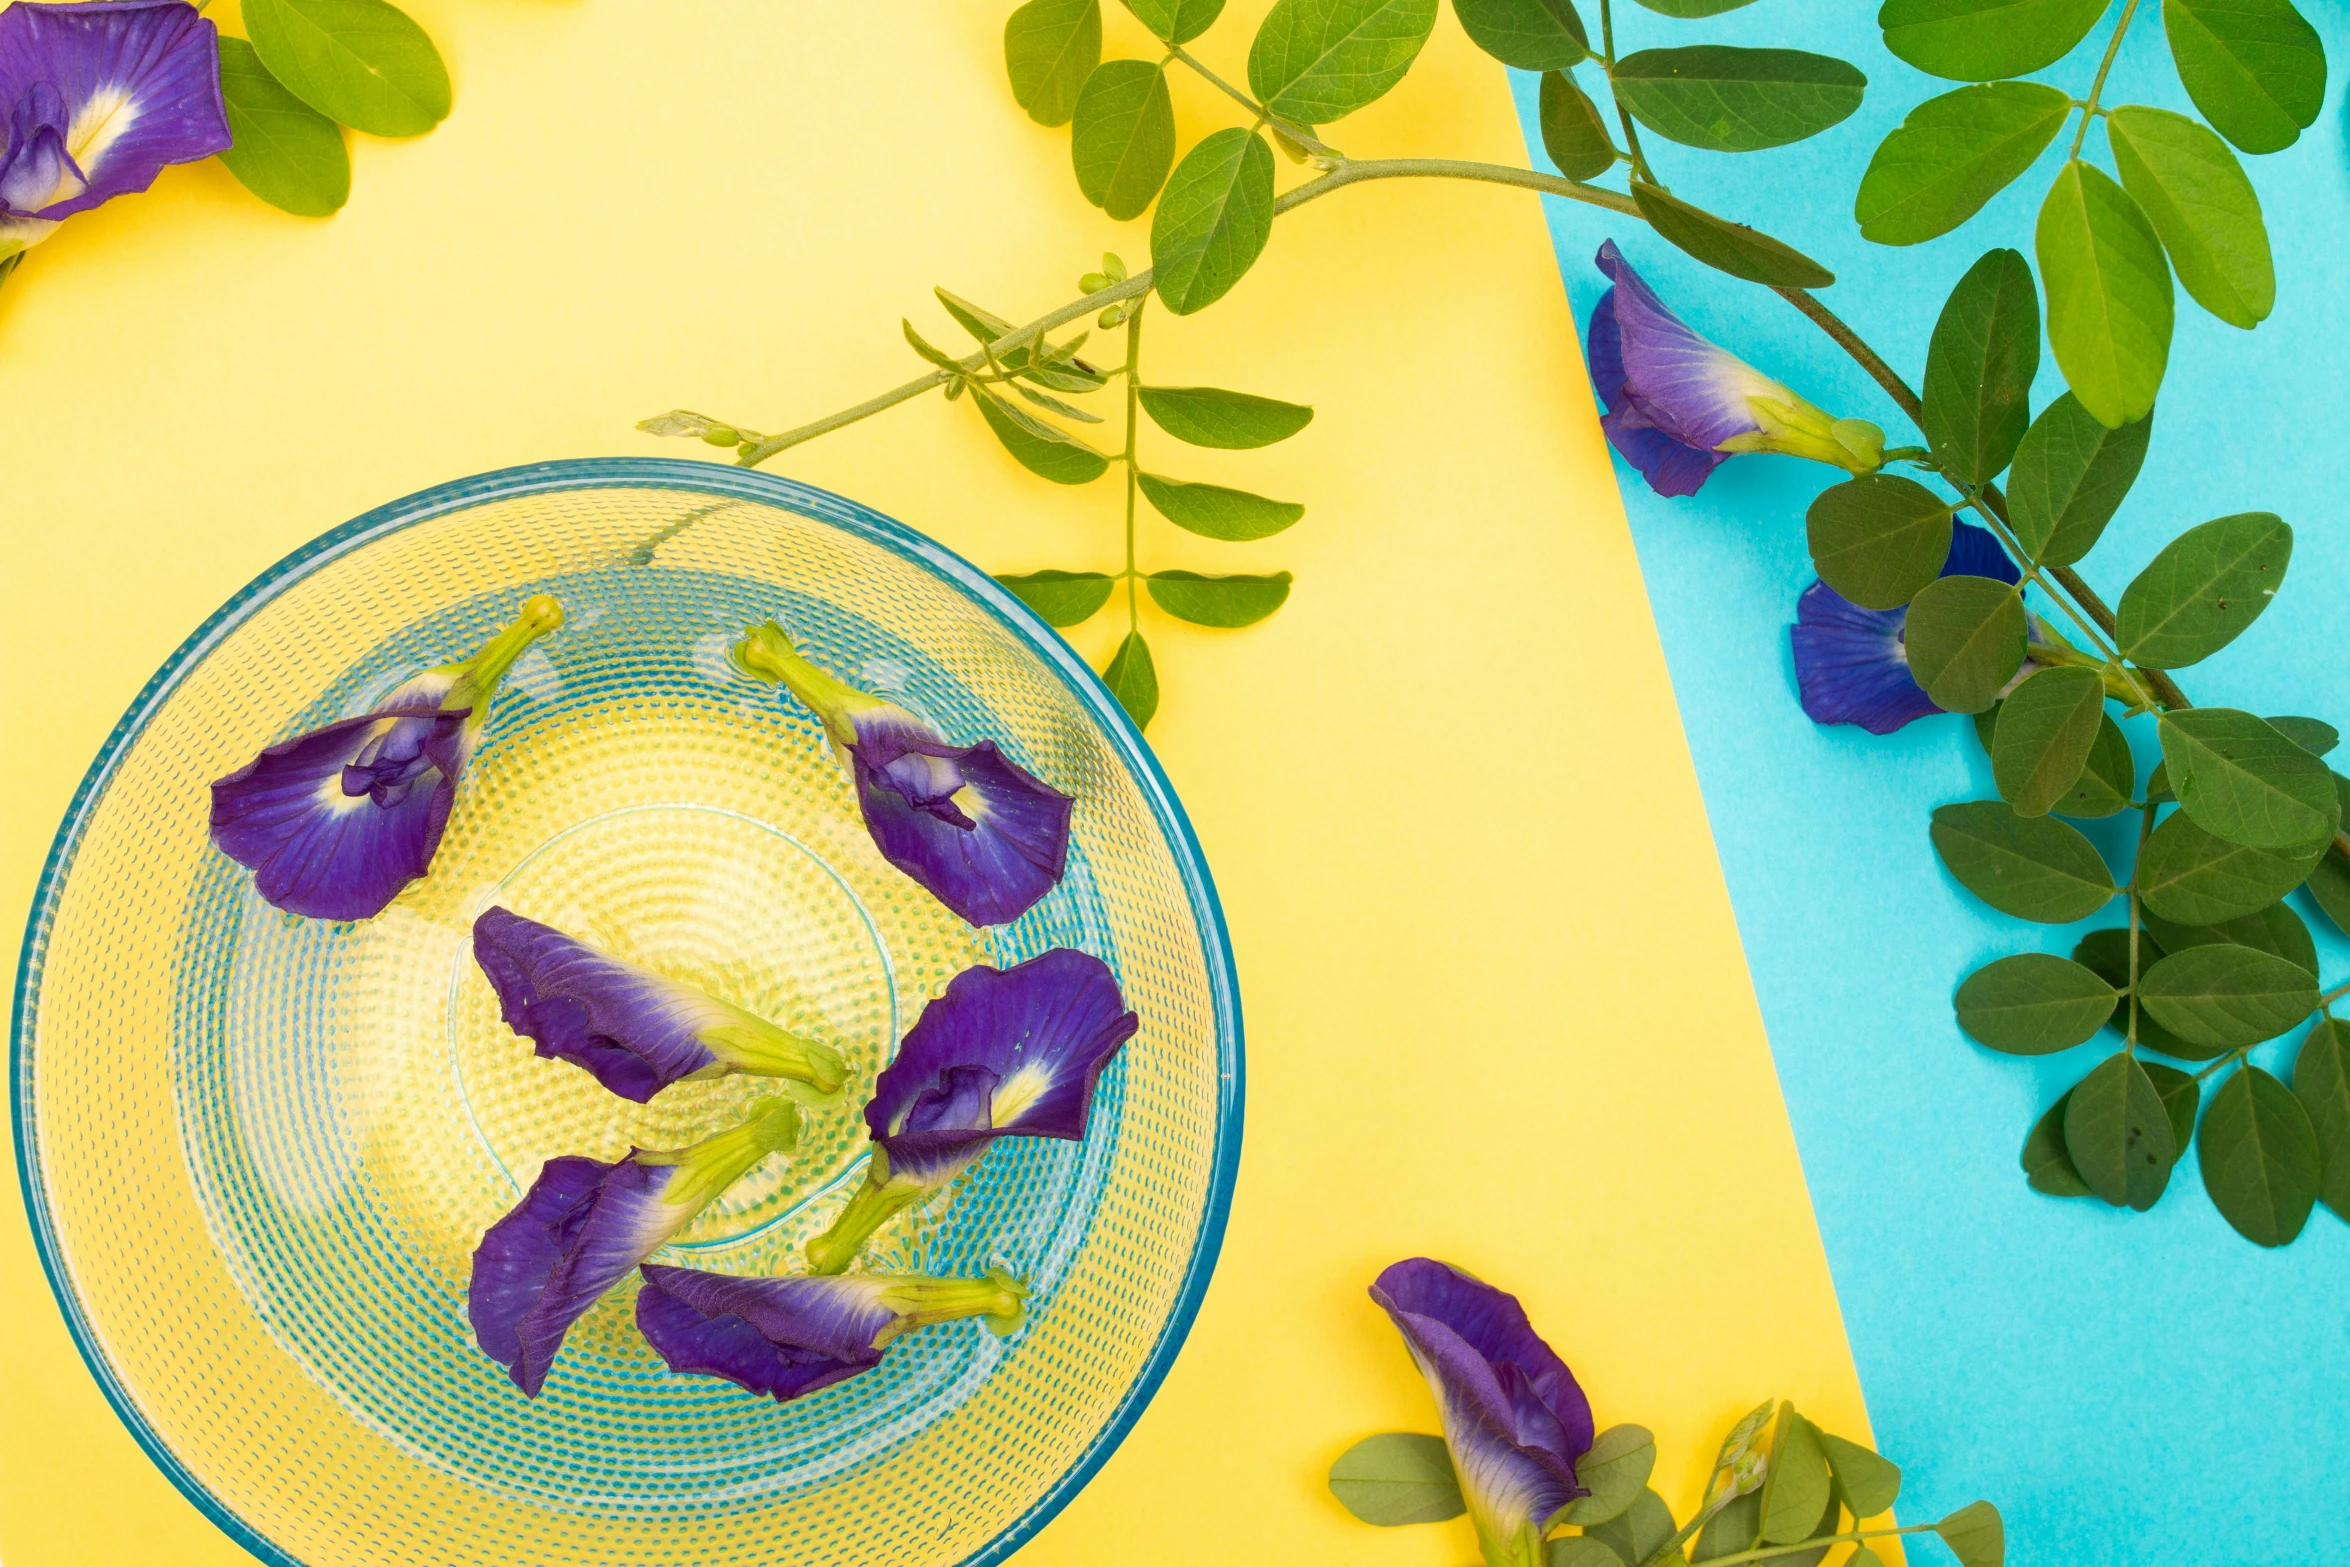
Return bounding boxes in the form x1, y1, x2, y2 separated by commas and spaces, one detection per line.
971, 386, 1112, 484
2114, 510, 2291, 668
2037, 159, 2174, 429
1103, 629, 1158, 727
1930, 800, 2117, 922
1123, 0, 1227, 44
1248, 0, 1439, 123
2064, 1052, 2178, 1210
1855, 82, 2071, 247
996, 569, 1114, 627
1073, 61, 1177, 221
1804, 474, 1954, 611
1146, 570, 1293, 627
2053, 712, 2134, 819
1924, 247, 2040, 485
1880, 0, 2109, 82
2147, 1060, 2205, 1155
1005, 0, 1103, 126
1587, 1488, 1681, 1567
1151, 127, 1276, 315
1136, 472, 1304, 539
1992, 665, 2105, 817
1547, 1539, 1627, 1567
2023, 1091, 2096, 1196
1817, 1431, 1901, 1519
215, 35, 350, 217
2159, 707, 2339, 848
2200, 1064, 2320, 1245
1556, 1424, 1657, 1527
1634, 0, 1760, 13
1611, 46, 1866, 153
1758, 1408, 1831, 1546
2138, 810, 2329, 925
1934, 1501, 2008, 1567
2072, 927, 2220, 1061
241, 0, 451, 138
2106, 105, 2272, 328
1955, 952, 2117, 1054
1904, 573, 2027, 713
2004, 392, 2150, 566
1327, 1432, 1465, 1525
1453, 0, 1588, 70
2141, 900, 2317, 977
1137, 384, 1315, 447
2163, 0, 2325, 155
2138, 943, 2318, 1048
1693, 1486, 1763, 1561
1540, 68, 1618, 180
1630, 179, 1835, 287
2291, 1017, 2350, 1222
2266, 716, 2338, 756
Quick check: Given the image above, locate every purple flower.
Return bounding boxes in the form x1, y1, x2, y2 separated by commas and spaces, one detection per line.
636, 1264, 1027, 1403
0, 1, 231, 259
734, 619, 1072, 927
472, 906, 848, 1106
1587, 240, 1885, 498
209, 595, 563, 920
1792, 520, 2025, 735
1371, 1259, 1595, 1567
468, 1099, 799, 1397
805, 949, 1136, 1274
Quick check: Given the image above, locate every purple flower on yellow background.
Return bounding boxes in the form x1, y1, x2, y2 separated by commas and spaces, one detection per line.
1371, 1259, 1595, 1567
1587, 240, 1885, 498
473, 906, 848, 1105
209, 595, 563, 920
468, 1099, 799, 1397
735, 619, 1072, 927
0, 1, 231, 260
1792, 521, 2022, 734
805, 949, 1136, 1274
636, 1264, 1027, 1403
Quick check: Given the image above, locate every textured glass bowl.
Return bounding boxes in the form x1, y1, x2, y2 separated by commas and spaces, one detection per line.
11, 459, 1241, 1567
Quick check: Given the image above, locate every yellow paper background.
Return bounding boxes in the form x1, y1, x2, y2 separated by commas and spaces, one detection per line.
0, 2, 1875, 1562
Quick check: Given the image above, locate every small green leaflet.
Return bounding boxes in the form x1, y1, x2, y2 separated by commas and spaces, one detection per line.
1540, 69, 1618, 180
1151, 128, 1276, 315
2162, 0, 2325, 155
1923, 248, 2039, 485
2137, 811, 2329, 925
2065, 1052, 2178, 1210
1137, 385, 1314, 447
1630, 180, 1834, 287
2141, 900, 2317, 977
1803, 475, 1953, 611
1326, 1432, 1465, 1525
1930, 801, 2116, 923
1855, 82, 2071, 247
1610, 46, 1866, 154
1757, 1407, 1831, 1546
1934, 1500, 2007, 1567
1547, 1538, 1627, 1567
2158, 708, 2338, 849
2003, 392, 2150, 566
1137, 472, 1304, 538
996, 569, 1114, 627
2292, 1018, 2350, 1222
2114, 511, 2291, 668
971, 386, 1111, 484
2137, 944, 2318, 1049
1903, 574, 2027, 713
1452, 0, 1588, 71
1072, 61, 1177, 221
1990, 666, 2103, 817
2037, 160, 2174, 429
2052, 713, 2134, 819
215, 35, 350, 217
1556, 1424, 1656, 1527
1247, 0, 1440, 124
1146, 571, 1293, 627
1817, 1431, 1901, 1518
2201, 1064, 2321, 1245
2106, 105, 2272, 329
1633, 0, 1760, 13
1122, 0, 1227, 45
1955, 953, 2116, 1056
1879, 0, 2109, 82
241, 0, 451, 139
1005, 0, 1102, 126
1583, 1488, 1681, 1567
2267, 716, 2338, 756
2073, 926, 2219, 1062
2022, 1092, 2095, 1196
1103, 630, 1159, 727
2148, 1061, 2204, 1154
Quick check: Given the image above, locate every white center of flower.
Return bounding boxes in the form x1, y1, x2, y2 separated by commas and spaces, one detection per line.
66, 84, 138, 190
989, 1061, 1053, 1128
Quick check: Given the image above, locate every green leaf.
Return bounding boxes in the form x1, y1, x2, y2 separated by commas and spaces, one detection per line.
1005, 0, 1103, 126
1610, 47, 1866, 153
1248, 0, 1439, 123
1855, 82, 2071, 247
1151, 127, 1276, 315
2291, 1018, 2350, 1221
1123, 0, 1227, 44
2037, 160, 2174, 428
2022, 1092, 2096, 1196
1548, 1540, 1628, 1567
1634, 0, 1760, 13
2139, 811, 2330, 924
1326, 1433, 1464, 1525
2138, 943, 2317, 1048
1691, 1488, 1761, 1562
2065, 1052, 2178, 1210
904, 320, 968, 372
2163, 0, 2325, 155
1630, 181, 1836, 286
2267, 717, 2338, 757
1816, 1431, 1901, 1518
2141, 900, 2317, 977
1556, 1425, 1657, 1528
2072, 927, 2219, 1061
1879, 0, 2109, 81
1104, 630, 1159, 727
1955, 952, 2117, 1055
1934, 1500, 2007, 1567
1453, 0, 1587, 70
935, 287, 1018, 346
215, 36, 350, 216
1585, 1489, 1679, 1567
1758, 1407, 1831, 1545
996, 569, 1115, 627
1931, 801, 2117, 922
1146, 570, 1293, 627
1015, 383, 1105, 422
2105, 105, 2272, 329
240, 0, 451, 138
1073, 61, 1177, 221
1903, 574, 2027, 713
2114, 511, 2291, 668
1136, 473, 1304, 539
1804, 476, 1953, 611
2147, 1060, 2204, 1154
2159, 708, 2339, 849
2054, 714, 2135, 820
2201, 1064, 2321, 1245
2004, 393, 2151, 566
2304, 847, 2350, 936
971, 386, 1112, 484
1137, 385, 1314, 447
1540, 68, 1618, 180
1924, 248, 2040, 485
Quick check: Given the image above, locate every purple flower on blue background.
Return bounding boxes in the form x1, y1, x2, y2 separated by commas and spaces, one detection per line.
636, 1264, 1027, 1403
1792, 521, 2023, 735
473, 906, 848, 1105
468, 1099, 799, 1397
805, 949, 1136, 1274
1587, 240, 1885, 498
1371, 1258, 1595, 1567
735, 619, 1072, 927
209, 595, 562, 920
0, 1, 231, 259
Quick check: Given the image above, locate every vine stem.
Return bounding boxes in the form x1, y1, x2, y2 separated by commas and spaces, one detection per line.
1597, 0, 1658, 186
1123, 299, 1144, 633
2071, 0, 2141, 158
1164, 42, 1336, 158
1650, 1522, 1937, 1567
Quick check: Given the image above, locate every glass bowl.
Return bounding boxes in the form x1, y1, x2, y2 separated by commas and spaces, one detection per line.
11, 458, 1241, 1567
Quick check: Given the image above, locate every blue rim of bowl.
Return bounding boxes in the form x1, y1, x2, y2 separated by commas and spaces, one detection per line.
9, 457, 1245, 1567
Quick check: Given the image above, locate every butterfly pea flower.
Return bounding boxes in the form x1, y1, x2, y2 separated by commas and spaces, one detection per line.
208, 595, 564, 920
805, 949, 1136, 1275
0, 1, 231, 262
468, 1098, 800, 1397
472, 906, 848, 1106
1587, 240, 1885, 499
1371, 1258, 1596, 1567
734, 619, 1072, 927
636, 1263, 1028, 1403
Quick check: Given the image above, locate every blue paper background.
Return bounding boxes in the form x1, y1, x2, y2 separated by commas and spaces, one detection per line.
1509, 7, 2350, 1564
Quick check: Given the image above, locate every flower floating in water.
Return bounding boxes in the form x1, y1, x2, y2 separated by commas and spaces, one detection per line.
1586, 240, 1885, 498
806, 949, 1136, 1274
472, 906, 848, 1106
468, 1099, 799, 1397
0, 1, 231, 264
1370, 1258, 1595, 1567
636, 1264, 1028, 1403
208, 595, 563, 920
734, 619, 1071, 926
1792, 521, 2025, 735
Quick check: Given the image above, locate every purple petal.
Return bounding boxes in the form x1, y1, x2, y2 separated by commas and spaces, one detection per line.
1789, 522, 2015, 737
636, 1269, 880, 1403
468, 1156, 608, 1370
208, 706, 466, 921
867, 949, 1137, 1186
1589, 287, 1731, 498
506, 1157, 686, 1396
472, 907, 718, 1103
850, 713, 1073, 927
1592, 240, 1773, 454
0, 1, 230, 220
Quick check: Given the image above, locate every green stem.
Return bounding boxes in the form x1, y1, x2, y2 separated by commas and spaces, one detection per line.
2071, 0, 2142, 158
2127, 804, 2155, 1048
1669, 1523, 1937, 1567
2320, 979, 2350, 1009
1165, 42, 1337, 158
1124, 298, 1144, 635
1597, 0, 1659, 186
2194, 1047, 2251, 1083
805, 1153, 930, 1275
